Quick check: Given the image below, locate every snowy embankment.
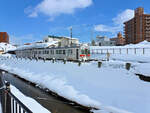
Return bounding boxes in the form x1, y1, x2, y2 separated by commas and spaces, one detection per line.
10, 85, 51, 113
0, 56, 150, 113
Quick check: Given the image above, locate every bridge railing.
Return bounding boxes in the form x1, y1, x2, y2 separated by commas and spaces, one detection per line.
0, 72, 33, 113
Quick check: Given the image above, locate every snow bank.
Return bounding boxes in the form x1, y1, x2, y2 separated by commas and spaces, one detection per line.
0, 56, 150, 113
10, 85, 51, 113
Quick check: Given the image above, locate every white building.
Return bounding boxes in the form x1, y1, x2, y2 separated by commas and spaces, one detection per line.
95, 36, 116, 46
43, 35, 79, 47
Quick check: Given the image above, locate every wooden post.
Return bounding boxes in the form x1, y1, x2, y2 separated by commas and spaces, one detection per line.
63, 59, 66, 64
78, 61, 81, 66
98, 61, 102, 68
126, 63, 131, 71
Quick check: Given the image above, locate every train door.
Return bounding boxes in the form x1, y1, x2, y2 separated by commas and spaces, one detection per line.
76, 49, 79, 60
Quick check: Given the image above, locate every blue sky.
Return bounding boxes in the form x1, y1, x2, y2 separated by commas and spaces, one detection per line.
0, 0, 150, 44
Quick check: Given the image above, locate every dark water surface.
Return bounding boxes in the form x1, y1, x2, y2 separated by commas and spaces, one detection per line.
2, 72, 91, 113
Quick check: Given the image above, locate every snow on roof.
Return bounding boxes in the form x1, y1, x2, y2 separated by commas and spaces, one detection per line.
16, 41, 58, 50
0, 43, 17, 52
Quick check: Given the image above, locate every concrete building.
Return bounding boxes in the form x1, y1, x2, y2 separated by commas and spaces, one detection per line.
0, 32, 9, 43
111, 32, 125, 46
124, 7, 150, 44
95, 36, 116, 46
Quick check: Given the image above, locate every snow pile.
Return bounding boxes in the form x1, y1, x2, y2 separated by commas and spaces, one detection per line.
0, 43, 16, 52
17, 41, 58, 50
0, 56, 150, 113
10, 85, 51, 113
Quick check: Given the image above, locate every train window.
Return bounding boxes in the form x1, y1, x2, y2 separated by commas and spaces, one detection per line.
81, 49, 85, 54
56, 50, 59, 54
59, 50, 63, 54
68, 49, 72, 55
63, 50, 65, 55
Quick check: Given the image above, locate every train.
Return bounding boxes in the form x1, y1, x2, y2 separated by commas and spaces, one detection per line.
15, 45, 91, 61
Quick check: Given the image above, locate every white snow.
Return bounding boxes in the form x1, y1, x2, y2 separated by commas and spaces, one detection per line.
0, 43, 16, 52
10, 85, 51, 113
16, 41, 58, 50
0, 55, 150, 113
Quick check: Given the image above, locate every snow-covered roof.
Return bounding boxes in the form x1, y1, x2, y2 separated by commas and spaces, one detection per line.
0, 43, 17, 52
16, 41, 58, 50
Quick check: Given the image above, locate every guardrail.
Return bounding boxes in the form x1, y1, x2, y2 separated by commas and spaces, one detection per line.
0, 72, 33, 113
91, 48, 150, 55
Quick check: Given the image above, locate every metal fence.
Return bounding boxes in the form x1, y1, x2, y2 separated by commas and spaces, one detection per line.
91, 48, 150, 55
0, 72, 33, 113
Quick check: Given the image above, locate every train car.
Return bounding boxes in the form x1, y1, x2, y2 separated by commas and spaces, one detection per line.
15, 45, 90, 61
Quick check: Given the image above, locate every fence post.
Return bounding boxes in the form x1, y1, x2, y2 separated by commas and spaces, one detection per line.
4, 81, 11, 113
113, 48, 114, 54
134, 48, 136, 54
143, 48, 145, 55
127, 48, 128, 54
119, 49, 121, 54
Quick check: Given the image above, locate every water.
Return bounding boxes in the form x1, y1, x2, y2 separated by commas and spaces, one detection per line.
2, 72, 91, 113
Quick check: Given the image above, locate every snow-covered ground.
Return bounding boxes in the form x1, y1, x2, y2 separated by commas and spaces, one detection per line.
10, 85, 51, 113
0, 55, 150, 113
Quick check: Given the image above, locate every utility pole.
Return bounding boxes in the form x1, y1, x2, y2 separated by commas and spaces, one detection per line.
70, 26, 72, 47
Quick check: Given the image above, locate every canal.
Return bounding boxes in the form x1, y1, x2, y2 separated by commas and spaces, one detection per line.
2, 71, 91, 113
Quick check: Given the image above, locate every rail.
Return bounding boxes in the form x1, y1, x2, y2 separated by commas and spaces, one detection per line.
0, 72, 33, 113
91, 48, 150, 55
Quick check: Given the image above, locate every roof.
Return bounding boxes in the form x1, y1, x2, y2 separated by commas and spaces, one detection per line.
16, 41, 58, 50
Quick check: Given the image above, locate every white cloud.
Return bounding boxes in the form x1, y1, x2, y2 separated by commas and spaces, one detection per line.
27, 0, 93, 19
94, 9, 134, 35
112, 9, 134, 25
